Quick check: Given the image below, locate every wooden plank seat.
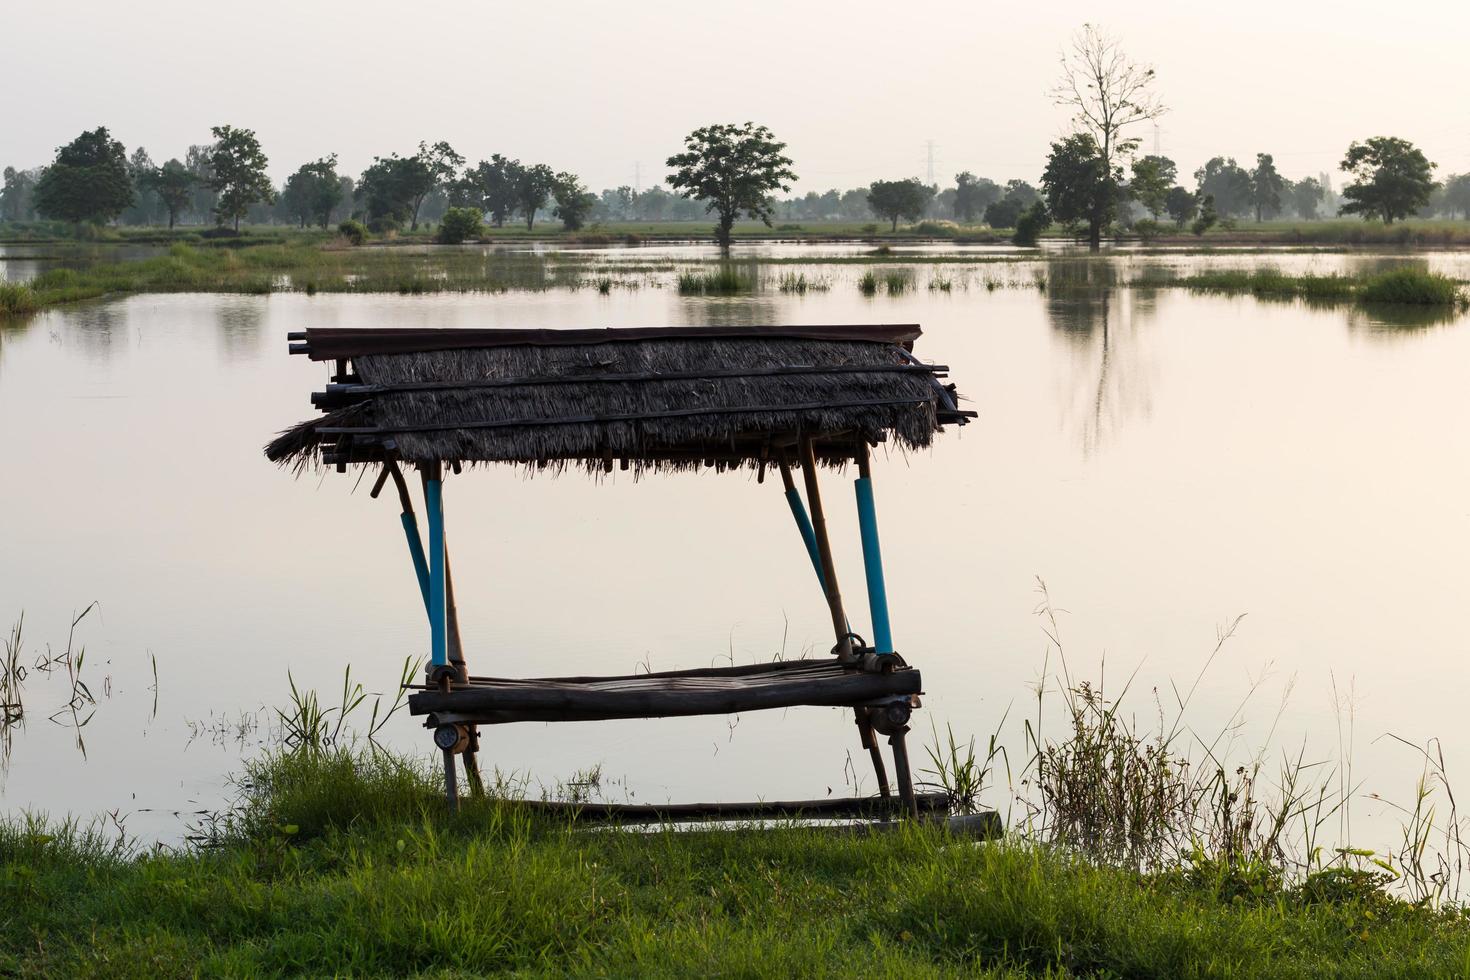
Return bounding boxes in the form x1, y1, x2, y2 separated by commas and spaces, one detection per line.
409, 658, 921, 726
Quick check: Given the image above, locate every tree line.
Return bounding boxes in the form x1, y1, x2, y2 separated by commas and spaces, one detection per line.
2, 30, 1466, 248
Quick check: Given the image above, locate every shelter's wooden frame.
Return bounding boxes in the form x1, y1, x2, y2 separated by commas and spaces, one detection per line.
272, 326, 973, 821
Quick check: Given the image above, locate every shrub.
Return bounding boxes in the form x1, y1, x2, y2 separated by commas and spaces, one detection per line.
860, 223, 879, 235
0, 282, 38, 316
337, 220, 368, 246
1133, 219, 1164, 242
912, 220, 960, 238
366, 216, 399, 234
1013, 202, 1051, 247
1358, 268, 1463, 306
438, 208, 484, 245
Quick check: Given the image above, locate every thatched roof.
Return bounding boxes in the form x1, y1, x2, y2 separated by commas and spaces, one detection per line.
265, 325, 971, 475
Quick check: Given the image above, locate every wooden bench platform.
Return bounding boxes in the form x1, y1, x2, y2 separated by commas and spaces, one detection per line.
408, 658, 921, 726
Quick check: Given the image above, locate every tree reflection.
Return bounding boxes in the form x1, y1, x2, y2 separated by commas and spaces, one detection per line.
1046, 259, 1157, 456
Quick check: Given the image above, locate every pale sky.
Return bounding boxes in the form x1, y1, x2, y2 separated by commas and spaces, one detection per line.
4, 0, 1467, 193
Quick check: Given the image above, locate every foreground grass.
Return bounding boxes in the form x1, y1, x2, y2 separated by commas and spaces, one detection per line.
1, 750, 1468, 977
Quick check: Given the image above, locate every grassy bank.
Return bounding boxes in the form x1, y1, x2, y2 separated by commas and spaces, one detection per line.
1, 748, 1467, 977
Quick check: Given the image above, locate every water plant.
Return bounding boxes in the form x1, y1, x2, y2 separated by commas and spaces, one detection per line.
676, 264, 755, 295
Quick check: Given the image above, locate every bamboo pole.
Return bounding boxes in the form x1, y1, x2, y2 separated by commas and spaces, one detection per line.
798, 436, 853, 661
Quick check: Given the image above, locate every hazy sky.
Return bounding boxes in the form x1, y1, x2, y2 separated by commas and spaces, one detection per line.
4, 0, 1467, 193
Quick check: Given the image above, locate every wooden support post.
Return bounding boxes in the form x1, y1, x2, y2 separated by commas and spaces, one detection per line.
857, 711, 891, 797
889, 728, 918, 820
778, 457, 827, 593
444, 551, 484, 796
798, 436, 854, 661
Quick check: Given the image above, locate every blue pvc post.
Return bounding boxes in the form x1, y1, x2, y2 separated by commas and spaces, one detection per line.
854, 477, 893, 654
426, 478, 448, 667
784, 487, 827, 592
400, 512, 431, 614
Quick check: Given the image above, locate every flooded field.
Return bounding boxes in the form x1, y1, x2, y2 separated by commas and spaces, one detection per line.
2, 243, 1469, 846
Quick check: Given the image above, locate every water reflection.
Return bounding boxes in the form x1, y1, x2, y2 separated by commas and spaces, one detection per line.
1044, 266, 1156, 456
216, 299, 266, 359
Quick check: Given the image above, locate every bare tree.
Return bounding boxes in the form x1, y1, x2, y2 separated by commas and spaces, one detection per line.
1049, 24, 1166, 248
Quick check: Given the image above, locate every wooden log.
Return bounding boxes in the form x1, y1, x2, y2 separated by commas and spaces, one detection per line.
500, 793, 949, 822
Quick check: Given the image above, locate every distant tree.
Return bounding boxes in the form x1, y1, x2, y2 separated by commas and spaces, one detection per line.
206, 125, 274, 231
123, 147, 159, 225
1041, 133, 1119, 245
1012, 201, 1051, 246
1164, 185, 1197, 228
1192, 194, 1218, 236
1004, 179, 1041, 209
140, 159, 197, 229
953, 172, 1001, 222
356, 156, 417, 230
33, 127, 134, 227
551, 171, 596, 231
1249, 153, 1285, 222
1338, 137, 1437, 224
1193, 157, 1252, 218
866, 179, 934, 231
407, 141, 462, 230
184, 144, 217, 224
1, 167, 38, 222
1130, 155, 1176, 219
1442, 173, 1470, 220
1289, 176, 1325, 221
458, 155, 521, 227
282, 156, 342, 229
509, 163, 555, 230
1050, 23, 1165, 249
838, 187, 869, 220
983, 197, 1023, 229
666, 122, 796, 249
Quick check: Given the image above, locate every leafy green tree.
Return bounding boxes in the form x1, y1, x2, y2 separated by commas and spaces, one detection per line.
457, 155, 521, 227
1192, 194, 1218, 236
1164, 186, 1197, 228
1193, 157, 1252, 219
1442, 174, 1470, 220
1130, 155, 1176, 219
1003, 180, 1041, 209
866, 179, 934, 231
1289, 176, 1325, 220
953, 172, 1001, 222
207, 125, 274, 231
1249, 153, 1285, 222
551, 172, 596, 231
1338, 137, 1437, 224
1050, 24, 1166, 249
666, 122, 796, 249
983, 197, 1022, 229
513, 163, 556, 230
33, 127, 134, 227
282, 156, 343, 229
1041, 133, 1120, 246
140, 159, 197, 229
356, 141, 462, 232
0, 167, 38, 222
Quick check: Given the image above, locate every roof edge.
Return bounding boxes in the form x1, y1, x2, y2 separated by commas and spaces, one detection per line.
289, 324, 923, 361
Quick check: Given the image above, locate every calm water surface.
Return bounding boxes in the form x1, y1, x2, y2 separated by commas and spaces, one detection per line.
2, 246, 1468, 845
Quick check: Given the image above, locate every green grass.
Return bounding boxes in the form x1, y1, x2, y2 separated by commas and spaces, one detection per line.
4, 749, 1470, 976
676, 264, 757, 295
1133, 266, 1467, 309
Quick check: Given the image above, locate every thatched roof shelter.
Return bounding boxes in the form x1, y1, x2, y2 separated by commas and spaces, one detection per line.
266, 325, 971, 474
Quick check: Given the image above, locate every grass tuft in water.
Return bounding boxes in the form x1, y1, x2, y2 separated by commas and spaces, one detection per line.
676, 265, 755, 295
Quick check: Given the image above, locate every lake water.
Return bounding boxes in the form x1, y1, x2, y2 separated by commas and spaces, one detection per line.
2, 243, 1469, 847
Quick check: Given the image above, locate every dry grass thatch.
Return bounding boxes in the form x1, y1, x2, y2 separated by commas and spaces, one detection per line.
265, 327, 970, 475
